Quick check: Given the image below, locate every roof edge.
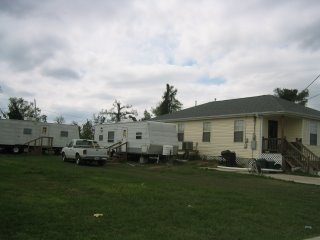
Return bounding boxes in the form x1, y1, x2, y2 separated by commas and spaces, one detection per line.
154, 111, 320, 122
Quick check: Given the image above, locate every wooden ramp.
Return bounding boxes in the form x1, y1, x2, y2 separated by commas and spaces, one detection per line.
24, 137, 54, 154
104, 141, 128, 161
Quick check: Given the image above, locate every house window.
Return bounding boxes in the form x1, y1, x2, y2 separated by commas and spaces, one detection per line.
310, 122, 317, 146
60, 131, 68, 137
99, 135, 103, 141
23, 128, 32, 135
136, 132, 142, 139
234, 120, 244, 142
202, 122, 211, 142
108, 131, 114, 143
177, 123, 184, 142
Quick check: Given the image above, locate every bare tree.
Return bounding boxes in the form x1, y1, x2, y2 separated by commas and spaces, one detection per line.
54, 115, 65, 124
101, 100, 138, 123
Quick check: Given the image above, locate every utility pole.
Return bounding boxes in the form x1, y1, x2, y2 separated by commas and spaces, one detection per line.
34, 99, 37, 119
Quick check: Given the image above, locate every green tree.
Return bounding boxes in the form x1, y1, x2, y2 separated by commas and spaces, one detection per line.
81, 120, 94, 139
274, 88, 309, 106
93, 113, 106, 124
141, 109, 152, 121
5, 97, 46, 121
152, 84, 183, 116
101, 100, 138, 123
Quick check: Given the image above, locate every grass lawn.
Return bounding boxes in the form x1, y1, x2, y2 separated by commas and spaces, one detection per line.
0, 154, 319, 240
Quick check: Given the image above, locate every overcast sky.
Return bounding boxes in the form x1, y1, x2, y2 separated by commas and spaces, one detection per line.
0, 0, 319, 123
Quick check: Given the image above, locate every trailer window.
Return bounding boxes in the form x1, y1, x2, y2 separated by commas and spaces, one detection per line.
136, 132, 142, 139
60, 131, 68, 137
108, 131, 114, 143
23, 128, 32, 135
99, 135, 103, 141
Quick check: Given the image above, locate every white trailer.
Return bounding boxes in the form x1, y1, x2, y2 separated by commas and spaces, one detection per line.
0, 119, 79, 153
94, 121, 178, 157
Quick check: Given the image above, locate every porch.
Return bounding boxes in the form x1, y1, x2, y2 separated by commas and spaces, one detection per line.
262, 137, 320, 173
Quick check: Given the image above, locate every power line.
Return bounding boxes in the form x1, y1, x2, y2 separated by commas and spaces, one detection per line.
308, 93, 320, 100
303, 74, 320, 91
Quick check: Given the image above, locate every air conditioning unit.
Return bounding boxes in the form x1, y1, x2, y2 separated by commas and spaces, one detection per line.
182, 141, 193, 150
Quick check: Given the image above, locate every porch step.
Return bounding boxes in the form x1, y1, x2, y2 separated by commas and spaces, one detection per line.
284, 157, 299, 169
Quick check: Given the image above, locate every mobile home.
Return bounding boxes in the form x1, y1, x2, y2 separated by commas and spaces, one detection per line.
0, 119, 79, 153
94, 121, 178, 156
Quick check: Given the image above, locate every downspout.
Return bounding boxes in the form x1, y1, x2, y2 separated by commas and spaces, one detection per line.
281, 115, 285, 155
259, 115, 263, 158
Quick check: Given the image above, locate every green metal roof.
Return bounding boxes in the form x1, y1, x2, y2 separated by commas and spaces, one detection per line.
153, 95, 320, 121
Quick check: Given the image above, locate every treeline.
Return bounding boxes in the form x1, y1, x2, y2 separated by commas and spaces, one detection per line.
0, 83, 309, 139
0, 84, 183, 139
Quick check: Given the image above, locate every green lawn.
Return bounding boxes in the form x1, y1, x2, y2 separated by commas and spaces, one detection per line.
0, 154, 319, 240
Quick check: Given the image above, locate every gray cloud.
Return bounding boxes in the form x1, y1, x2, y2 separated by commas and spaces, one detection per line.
0, 36, 66, 71
42, 67, 81, 80
297, 20, 320, 51
1, 0, 320, 124
0, 81, 34, 98
0, 0, 36, 16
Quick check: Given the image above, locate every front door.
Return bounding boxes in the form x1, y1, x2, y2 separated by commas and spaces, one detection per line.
268, 120, 278, 152
41, 126, 49, 137
268, 120, 278, 138
40, 126, 49, 146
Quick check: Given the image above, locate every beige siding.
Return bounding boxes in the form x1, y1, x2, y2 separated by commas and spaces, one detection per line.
283, 118, 302, 142
175, 116, 261, 159
171, 115, 320, 158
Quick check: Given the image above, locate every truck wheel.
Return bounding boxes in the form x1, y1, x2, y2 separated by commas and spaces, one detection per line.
62, 153, 68, 162
76, 154, 82, 165
13, 146, 20, 154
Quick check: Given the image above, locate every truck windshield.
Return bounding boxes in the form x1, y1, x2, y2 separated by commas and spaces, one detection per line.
75, 140, 100, 148
75, 140, 93, 147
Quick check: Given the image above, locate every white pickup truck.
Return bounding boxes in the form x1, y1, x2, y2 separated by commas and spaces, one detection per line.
61, 139, 108, 166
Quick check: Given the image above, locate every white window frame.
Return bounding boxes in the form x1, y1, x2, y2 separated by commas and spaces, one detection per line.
107, 131, 115, 143
234, 120, 244, 142
202, 122, 211, 142
177, 123, 185, 142
136, 132, 142, 139
310, 122, 317, 146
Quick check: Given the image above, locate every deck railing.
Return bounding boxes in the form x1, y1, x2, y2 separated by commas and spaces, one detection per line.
104, 141, 128, 161
292, 141, 320, 171
24, 137, 53, 148
262, 137, 283, 153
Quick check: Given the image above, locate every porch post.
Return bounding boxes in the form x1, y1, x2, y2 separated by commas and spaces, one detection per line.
258, 115, 263, 157
281, 116, 285, 139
